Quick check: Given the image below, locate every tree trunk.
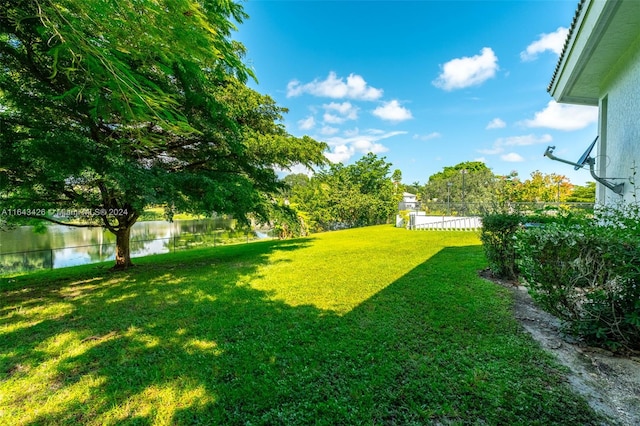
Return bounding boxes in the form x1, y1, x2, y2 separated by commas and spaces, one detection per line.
113, 225, 133, 270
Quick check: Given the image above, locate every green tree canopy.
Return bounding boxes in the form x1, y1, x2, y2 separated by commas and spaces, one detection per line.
421, 161, 496, 214
512, 171, 571, 203
1, 0, 327, 268
391, 169, 402, 182
287, 153, 397, 231
566, 181, 596, 203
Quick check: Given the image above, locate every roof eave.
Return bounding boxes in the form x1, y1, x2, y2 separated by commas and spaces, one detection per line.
548, 0, 636, 106
547, 0, 587, 96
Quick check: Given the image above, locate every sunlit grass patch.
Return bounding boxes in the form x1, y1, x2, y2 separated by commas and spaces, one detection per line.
100, 380, 215, 426
0, 302, 74, 334
183, 339, 222, 356
249, 226, 479, 314
2, 329, 109, 424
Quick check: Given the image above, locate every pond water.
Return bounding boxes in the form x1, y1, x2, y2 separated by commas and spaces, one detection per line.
0, 218, 261, 273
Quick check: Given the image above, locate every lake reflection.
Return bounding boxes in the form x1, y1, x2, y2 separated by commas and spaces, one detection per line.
0, 219, 242, 272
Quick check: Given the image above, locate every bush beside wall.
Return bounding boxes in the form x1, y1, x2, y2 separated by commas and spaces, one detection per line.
481, 206, 640, 352
479, 213, 523, 281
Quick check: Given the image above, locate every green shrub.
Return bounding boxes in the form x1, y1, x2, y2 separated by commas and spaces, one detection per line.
479, 213, 524, 280
480, 208, 592, 280
514, 205, 640, 352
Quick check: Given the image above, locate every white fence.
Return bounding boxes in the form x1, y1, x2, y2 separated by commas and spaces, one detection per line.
399, 213, 482, 231
413, 216, 482, 231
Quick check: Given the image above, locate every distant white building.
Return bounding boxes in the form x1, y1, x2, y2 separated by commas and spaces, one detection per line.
398, 192, 418, 210
548, 0, 640, 204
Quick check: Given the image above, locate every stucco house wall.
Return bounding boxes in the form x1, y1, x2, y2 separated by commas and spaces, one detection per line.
598, 38, 640, 203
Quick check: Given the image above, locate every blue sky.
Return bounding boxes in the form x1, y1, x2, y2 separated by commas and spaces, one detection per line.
234, 0, 598, 186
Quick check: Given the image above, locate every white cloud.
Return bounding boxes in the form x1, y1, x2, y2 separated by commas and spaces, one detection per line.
500, 133, 552, 146
433, 47, 499, 91
324, 129, 406, 163
322, 101, 359, 124
277, 163, 315, 177
297, 116, 315, 130
326, 129, 407, 148
501, 153, 525, 162
287, 72, 383, 100
478, 133, 552, 155
486, 118, 506, 129
521, 101, 598, 130
344, 127, 360, 138
413, 132, 442, 141
324, 101, 357, 115
372, 100, 413, 122
320, 125, 339, 136
323, 113, 345, 124
352, 139, 388, 154
286, 80, 304, 98
325, 144, 355, 163
366, 129, 386, 135
520, 27, 568, 61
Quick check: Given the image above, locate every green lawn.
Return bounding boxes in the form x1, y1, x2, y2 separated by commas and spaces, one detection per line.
0, 225, 604, 425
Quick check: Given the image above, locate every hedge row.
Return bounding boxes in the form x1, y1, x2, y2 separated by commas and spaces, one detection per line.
480, 206, 640, 352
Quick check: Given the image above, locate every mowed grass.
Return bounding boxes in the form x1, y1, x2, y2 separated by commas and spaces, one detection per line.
0, 225, 603, 425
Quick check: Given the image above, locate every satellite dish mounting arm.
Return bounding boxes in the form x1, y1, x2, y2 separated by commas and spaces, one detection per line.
543, 143, 624, 195
543, 146, 585, 168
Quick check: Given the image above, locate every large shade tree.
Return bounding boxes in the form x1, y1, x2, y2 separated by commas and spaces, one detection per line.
0, 0, 327, 268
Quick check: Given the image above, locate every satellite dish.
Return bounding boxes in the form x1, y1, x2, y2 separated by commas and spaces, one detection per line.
574, 136, 598, 170
543, 136, 624, 195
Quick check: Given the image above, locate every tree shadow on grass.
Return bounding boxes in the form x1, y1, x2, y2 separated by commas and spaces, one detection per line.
0, 238, 314, 423
0, 244, 602, 425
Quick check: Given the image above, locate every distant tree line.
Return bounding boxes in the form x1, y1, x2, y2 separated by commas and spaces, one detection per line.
277, 157, 596, 233
414, 161, 594, 212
